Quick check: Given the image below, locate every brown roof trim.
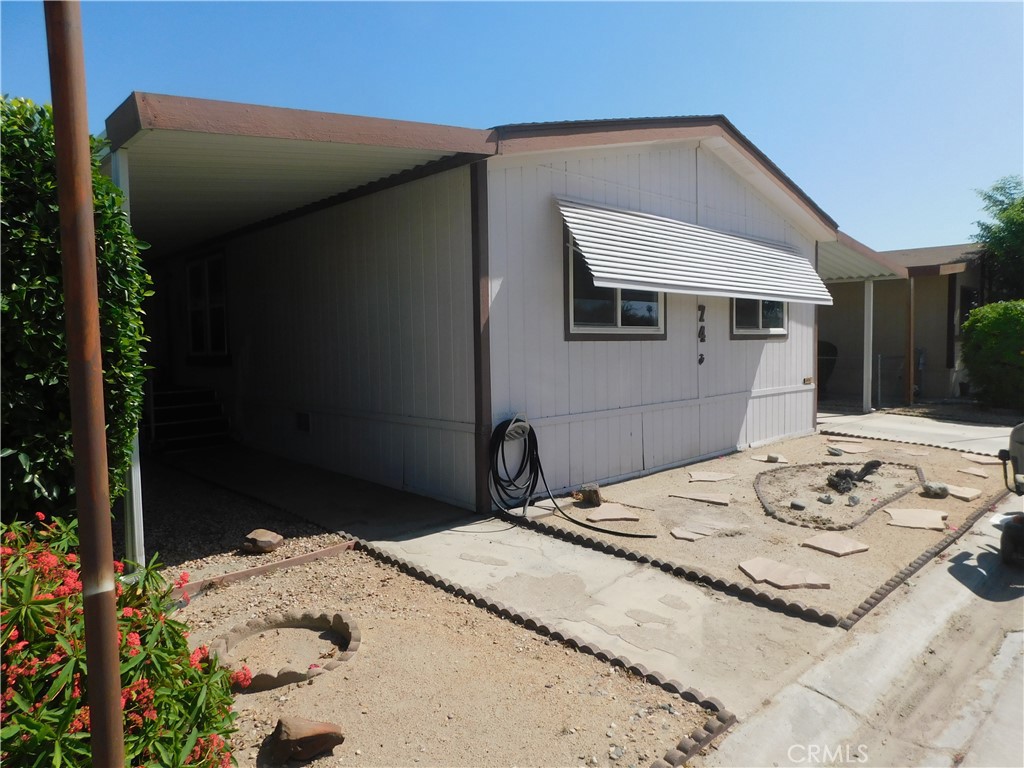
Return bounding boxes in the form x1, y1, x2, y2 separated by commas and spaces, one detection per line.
494, 116, 838, 232
837, 231, 909, 278
906, 262, 968, 277
105, 91, 497, 155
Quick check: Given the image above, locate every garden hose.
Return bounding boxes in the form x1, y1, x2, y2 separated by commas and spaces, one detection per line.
488, 416, 657, 539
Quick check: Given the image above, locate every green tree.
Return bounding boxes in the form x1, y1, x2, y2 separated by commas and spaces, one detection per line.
1, 97, 151, 515
971, 175, 1024, 303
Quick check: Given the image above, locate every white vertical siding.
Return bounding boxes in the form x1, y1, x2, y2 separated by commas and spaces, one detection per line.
226, 167, 476, 508
489, 143, 817, 493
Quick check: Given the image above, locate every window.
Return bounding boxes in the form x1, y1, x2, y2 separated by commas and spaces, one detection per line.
732, 298, 787, 337
187, 255, 229, 358
566, 238, 665, 339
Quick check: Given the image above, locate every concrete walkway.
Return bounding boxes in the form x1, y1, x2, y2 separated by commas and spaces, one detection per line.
817, 410, 1014, 456
700, 495, 1024, 768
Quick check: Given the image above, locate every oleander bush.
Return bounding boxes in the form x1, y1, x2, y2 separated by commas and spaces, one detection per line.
1, 96, 151, 516
961, 300, 1024, 411
0, 513, 247, 766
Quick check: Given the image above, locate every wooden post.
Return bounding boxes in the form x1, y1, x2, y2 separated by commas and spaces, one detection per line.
43, 3, 125, 764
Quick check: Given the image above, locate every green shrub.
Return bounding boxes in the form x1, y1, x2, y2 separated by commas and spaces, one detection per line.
1, 97, 151, 515
961, 300, 1024, 411
1, 514, 245, 766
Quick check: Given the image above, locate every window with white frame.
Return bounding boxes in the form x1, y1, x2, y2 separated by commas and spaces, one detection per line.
187, 255, 229, 357
567, 238, 665, 339
731, 298, 787, 337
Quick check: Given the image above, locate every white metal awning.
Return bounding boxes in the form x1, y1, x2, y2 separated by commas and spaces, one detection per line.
556, 197, 834, 305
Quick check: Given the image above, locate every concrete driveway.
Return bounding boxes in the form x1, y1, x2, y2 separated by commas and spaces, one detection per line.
817, 410, 1014, 456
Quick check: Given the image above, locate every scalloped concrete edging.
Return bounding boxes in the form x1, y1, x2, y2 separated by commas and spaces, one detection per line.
171, 540, 355, 602
753, 461, 927, 530
349, 538, 737, 767
493, 508, 845, 628
209, 609, 360, 692
839, 488, 1011, 630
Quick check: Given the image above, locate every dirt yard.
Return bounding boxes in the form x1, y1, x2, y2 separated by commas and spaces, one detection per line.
134, 466, 714, 768
542, 433, 1008, 619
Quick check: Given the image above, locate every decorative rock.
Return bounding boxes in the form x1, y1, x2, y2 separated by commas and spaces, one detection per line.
766, 454, 782, 463
267, 716, 345, 764
922, 481, 949, 499
790, 500, 806, 511
817, 494, 834, 505
579, 483, 602, 507
243, 528, 284, 553
847, 495, 860, 507
751, 454, 788, 463
827, 446, 844, 457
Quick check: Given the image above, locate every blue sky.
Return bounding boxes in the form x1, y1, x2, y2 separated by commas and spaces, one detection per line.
2, 1, 1021, 251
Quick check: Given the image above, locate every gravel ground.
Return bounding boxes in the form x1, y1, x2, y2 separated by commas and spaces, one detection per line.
130, 463, 713, 768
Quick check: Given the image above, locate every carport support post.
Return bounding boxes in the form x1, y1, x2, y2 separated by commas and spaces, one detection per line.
905, 276, 915, 405
111, 148, 147, 569
862, 279, 874, 413
44, 2, 125, 764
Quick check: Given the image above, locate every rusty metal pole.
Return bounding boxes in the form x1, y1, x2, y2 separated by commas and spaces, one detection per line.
43, 2, 125, 765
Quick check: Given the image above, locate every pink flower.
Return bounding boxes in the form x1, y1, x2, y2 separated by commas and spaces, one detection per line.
112, 560, 124, 574
126, 632, 141, 648
173, 571, 189, 589
34, 512, 45, 522
229, 665, 252, 689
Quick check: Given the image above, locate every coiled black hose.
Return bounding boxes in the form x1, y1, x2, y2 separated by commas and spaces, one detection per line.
488, 416, 656, 538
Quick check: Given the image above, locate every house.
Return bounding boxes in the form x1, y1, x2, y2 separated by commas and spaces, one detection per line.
105, 92, 895, 514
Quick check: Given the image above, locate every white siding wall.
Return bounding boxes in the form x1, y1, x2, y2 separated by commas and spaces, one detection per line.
225, 167, 476, 507
488, 144, 817, 491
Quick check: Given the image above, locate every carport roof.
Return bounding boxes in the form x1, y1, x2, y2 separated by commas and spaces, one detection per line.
818, 232, 908, 282
105, 92, 496, 257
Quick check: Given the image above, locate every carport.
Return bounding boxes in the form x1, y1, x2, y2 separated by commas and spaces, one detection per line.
817, 233, 908, 412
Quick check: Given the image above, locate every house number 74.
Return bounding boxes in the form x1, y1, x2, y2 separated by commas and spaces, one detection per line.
697, 304, 706, 364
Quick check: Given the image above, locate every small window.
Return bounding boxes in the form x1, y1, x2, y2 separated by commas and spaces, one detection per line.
732, 298, 787, 338
187, 255, 229, 358
567, 238, 665, 339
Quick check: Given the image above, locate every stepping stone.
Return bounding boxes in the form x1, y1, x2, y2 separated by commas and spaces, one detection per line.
738, 557, 830, 590
670, 527, 706, 541
945, 484, 982, 502
897, 447, 930, 457
751, 454, 788, 463
586, 503, 641, 523
801, 532, 869, 557
524, 505, 556, 520
669, 492, 730, 506
885, 508, 948, 530
958, 467, 990, 479
827, 437, 863, 444
688, 471, 736, 483
686, 522, 727, 536
961, 454, 1002, 465
834, 444, 872, 454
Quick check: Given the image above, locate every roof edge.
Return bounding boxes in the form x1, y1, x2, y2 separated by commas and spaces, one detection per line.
105, 92, 497, 155
493, 115, 839, 234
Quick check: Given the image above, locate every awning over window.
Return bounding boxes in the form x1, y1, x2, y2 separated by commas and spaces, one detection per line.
557, 197, 834, 305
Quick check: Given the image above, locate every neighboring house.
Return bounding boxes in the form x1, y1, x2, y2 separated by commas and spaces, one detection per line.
817, 243, 979, 408
105, 92, 894, 513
